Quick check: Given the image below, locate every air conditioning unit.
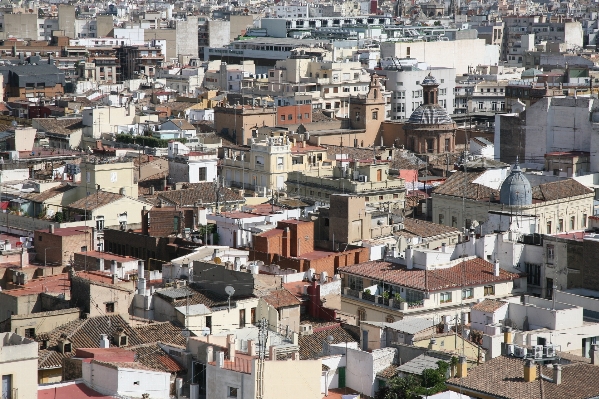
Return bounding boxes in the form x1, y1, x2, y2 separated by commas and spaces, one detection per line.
544, 344, 556, 358
533, 345, 543, 359
514, 346, 527, 358
506, 344, 515, 356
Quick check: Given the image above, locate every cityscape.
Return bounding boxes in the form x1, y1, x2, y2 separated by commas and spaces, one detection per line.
0, 0, 599, 398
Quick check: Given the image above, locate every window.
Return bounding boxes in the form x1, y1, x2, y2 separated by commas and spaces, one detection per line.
372, 111, 378, 120
583, 214, 588, 227
525, 262, 541, 286
357, 308, 366, 326
251, 307, 256, 324
105, 302, 115, 313
439, 214, 444, 224
228, 387, 238, 398
239, 309, 246, 328
64, 343, 72, 353
440, 292, 452, 303
24, 328, 35, 338
451, 216, 457, 227
462, 288, 473, 299
547, 221, 552, 234
547, 245, 554, 263
484, 285, 495, 296
348, 275, 363, 291
305, 113, 309, 119
445, 138, 450, 152
281, 115, 285, 121
81, 246, 87, 252
255, 156, 264, 165
558, 219, 563, 233
39, 235, 42, 241
570, 216, 575, 231
288, 114, 293, 120
96, 217, 104, 231
198, 167, 207, 181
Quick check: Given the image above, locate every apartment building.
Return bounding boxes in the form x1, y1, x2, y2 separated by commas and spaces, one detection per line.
378, 63, 456, 120
287, 158, 405, 210
0, 332, 38, 399
221, 132, 331, 196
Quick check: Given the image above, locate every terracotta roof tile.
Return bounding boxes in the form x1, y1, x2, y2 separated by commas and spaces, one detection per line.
157, 182, 244, 206
33, 117, 84, 136
446, 356, 599, 399
67, 191, 124, 211
298, 324, 357, 360
339, 258, 522, 292
399, 218, 460, 238
261, 289, 302, 308
471, 298, 508, 313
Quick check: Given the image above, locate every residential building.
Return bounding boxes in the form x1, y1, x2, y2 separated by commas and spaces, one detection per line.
0, 332, 38, 399
34, 226, 94, 266
432, 162, 594, 232
155, 182, 245, 213
221, 133, 331, 196
251, 219, 370, 276
0, 63, 66, 101
72, 251, 140, 279
32, 118, 84, 149
377, 63, 456, 120
339, 254, 525, 326
168, 142, 218, 185
287, 158, 406, 210
395, 218, 462, 253
70, 271, 135, 320
214, 105, 277, 145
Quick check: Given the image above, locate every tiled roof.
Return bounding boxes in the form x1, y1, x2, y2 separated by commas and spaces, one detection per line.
33, 118, 84, 135
261, 289, 302, 308
339, 258, 522, 292
38, 381, 114, 399
67, 191, 124, 211
471, 299, 508, 313
446, 356, 599, 399
432, 171, 497, 200
129, 343, 186, 373
37, 315, 143, 370
155, 285, 229, 309
377, 364, 399, 379
532, 179, 593, 201
298, 324, 357, 360
92, 359, 158, 371
399, 218, 460, 239
21, 184, 76, 202
134, 321, 189, 347
157, 182, 244, 206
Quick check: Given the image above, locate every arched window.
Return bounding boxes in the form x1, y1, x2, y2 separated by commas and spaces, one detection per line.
385, 315, 395, 323
429, 91, 435, 104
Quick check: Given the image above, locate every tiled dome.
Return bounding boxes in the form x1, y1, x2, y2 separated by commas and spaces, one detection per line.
407, 104, 453, 124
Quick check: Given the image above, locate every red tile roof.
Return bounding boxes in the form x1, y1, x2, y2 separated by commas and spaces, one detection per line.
261, 289, 302, 308
471, 299, 508, 313
0, 273, 69, 297
38, 381, 114, 399
339, 258, 522, 292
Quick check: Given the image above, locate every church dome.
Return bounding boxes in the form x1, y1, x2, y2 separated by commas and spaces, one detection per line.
421, 74, 439, 86
499, 161, 532, 206
407, 104, 454, 124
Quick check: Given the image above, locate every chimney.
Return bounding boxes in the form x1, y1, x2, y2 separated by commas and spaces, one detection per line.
553, 364, 562, 385
441, 243, 446, 253
456, 356, 468, 378
269, 345, 276, 361
524, 360, 536, 382
215, 351, 225, 368
248, 340, 257, 356
49, 224, 55, 234
206, 346, 214, 363
494, 259, 500, 277
406, 246, 413, 269
110, 260, 117, 275
99, 334, 110, 348
20, 247, 28, 268
504, 327, 512, 344
227, 334, 236, 362
112, 274, 118, 285
591, 344, 599, 365
138, 260, 145, 278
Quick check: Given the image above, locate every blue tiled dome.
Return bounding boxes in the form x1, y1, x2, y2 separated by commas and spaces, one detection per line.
499, 161, 532, 206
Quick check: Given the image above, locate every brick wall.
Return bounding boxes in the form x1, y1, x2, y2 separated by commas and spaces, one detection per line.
34, 228, 93, 265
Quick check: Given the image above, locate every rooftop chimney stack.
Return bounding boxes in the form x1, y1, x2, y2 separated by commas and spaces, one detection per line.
215, 351, 224, 368
49, 224, 54, 234
524, 360, 536, 382
494, 259, 500, 277
406, 246, 413, 269
110, 260, 117, 275
456, 356, 468, 378
99, 334, 109, 348
227, 334, 236, 362
591, 344, 599, 365
206, 346, 214, 363
553, 364, 562, 385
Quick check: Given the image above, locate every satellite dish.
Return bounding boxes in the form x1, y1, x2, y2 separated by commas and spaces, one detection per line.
11, 120, 17, 127
225, 285, 235, 297
181, 329, 191, 338
214, 257, 222, 265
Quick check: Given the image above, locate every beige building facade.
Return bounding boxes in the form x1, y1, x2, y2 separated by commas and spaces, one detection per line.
0, 332, 38, 399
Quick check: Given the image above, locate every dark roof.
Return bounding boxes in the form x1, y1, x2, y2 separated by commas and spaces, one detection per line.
33, 118, 83, 136
0, 64, 66, 88
21, 184, 76, 202
37, 316, 190, 371
298, 323, 357, 360
339, 258, 522, 292
532, 179, 593, 201
154, 285, 229, 309
157, 182, 244, 206
128, 343, 186, 373
446, 356, 599, 399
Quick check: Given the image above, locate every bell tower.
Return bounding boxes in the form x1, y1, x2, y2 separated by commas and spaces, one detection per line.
349, 74, 386, 145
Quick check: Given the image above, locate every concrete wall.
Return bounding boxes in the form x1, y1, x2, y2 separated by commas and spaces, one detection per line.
58, 5, 76, 38
176, 17, 199, 58
0, 332, 38, 399
83, 361, 170, 399
263, 358, 322, 399
380, 39, 499, 75
206, 361, 255, 399
344, 347, 395, 397
10, 307, 80, 336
